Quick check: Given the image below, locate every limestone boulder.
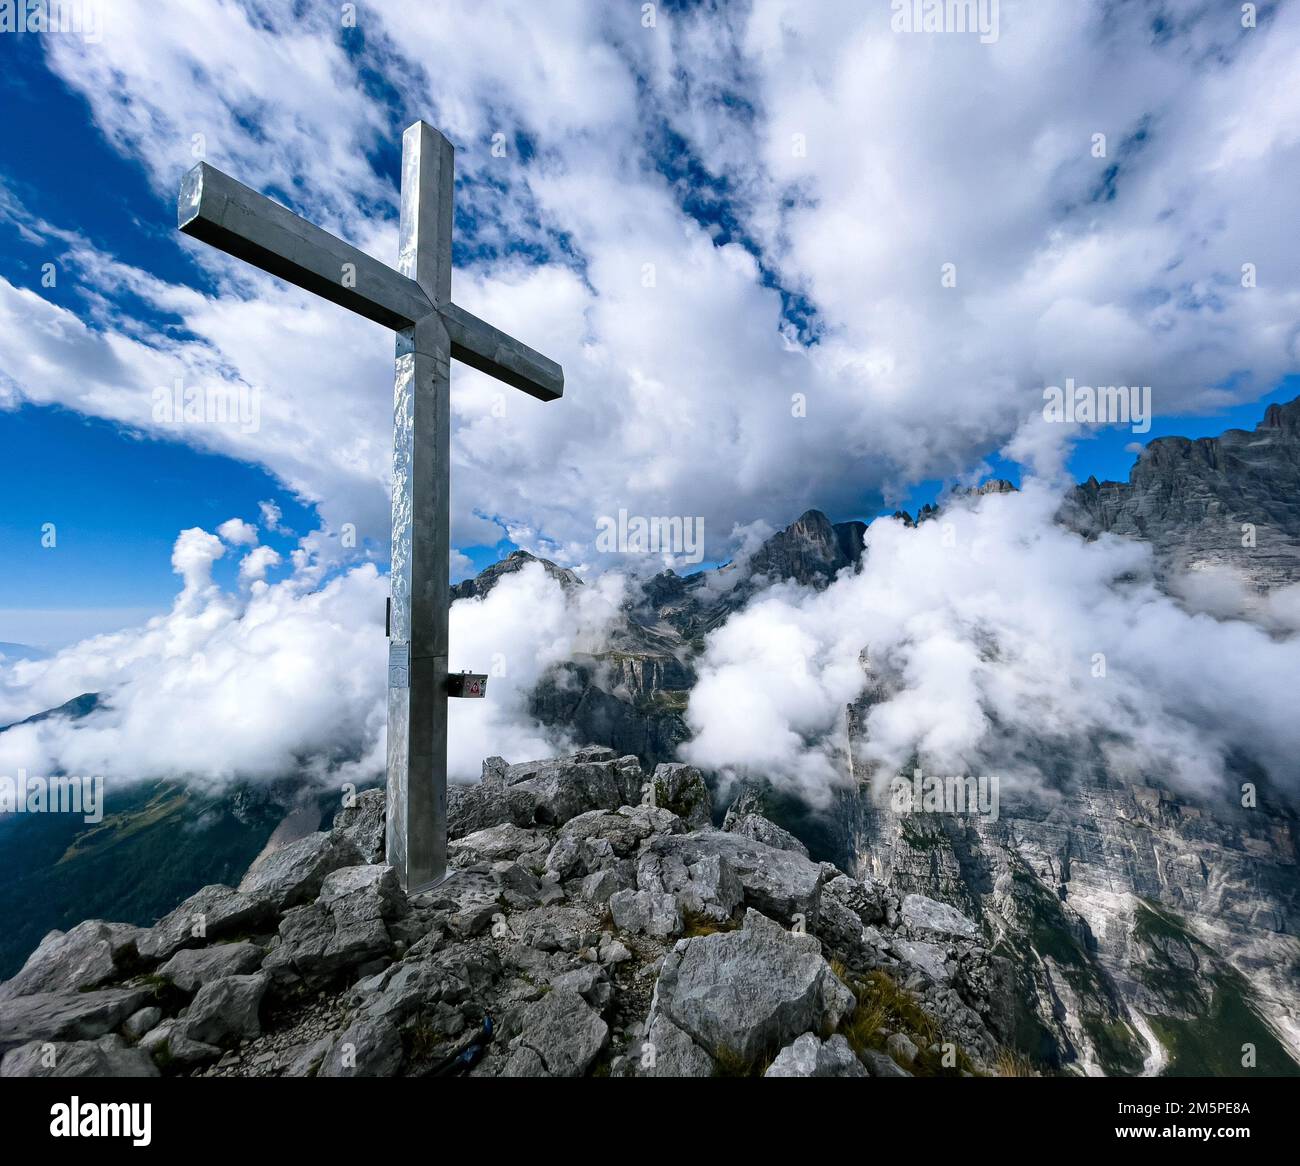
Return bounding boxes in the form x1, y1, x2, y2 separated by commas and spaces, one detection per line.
238, 832, 364, 911
138, 884, 274, 962
637, 831, 828, 928
764, 1033, 867, 1078
182, 974, 268, 1048
0, 988, 150, 1054
331, 788, 386, 864
649, 909, 854, 1065
900, 894, 980, 941
0, 920, 145, 999
648, 762, 712, 829
502, 989, 608, 1077
1, 1034, 159, 1078
158, 942, 264, 994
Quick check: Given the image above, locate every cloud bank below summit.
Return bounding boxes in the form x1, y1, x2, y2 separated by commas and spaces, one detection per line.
682, 479, 1300, 809
3, 470, 1298, 816
0, 522, 623, 790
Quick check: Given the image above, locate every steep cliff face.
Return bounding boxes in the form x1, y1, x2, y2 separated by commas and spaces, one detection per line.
841, 696, 1300, 1075
530, 659, 692, 767
1060, 398, 1300, 591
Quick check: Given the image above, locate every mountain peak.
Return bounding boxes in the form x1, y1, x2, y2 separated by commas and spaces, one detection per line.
1260, 398, 1300, 435
450, 550, 583, 602
747, 509, 864, 587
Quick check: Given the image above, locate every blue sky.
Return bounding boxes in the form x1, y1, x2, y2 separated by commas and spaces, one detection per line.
0, 34, 514, 644
2, 2, 1297, 649
0, 45, 300, 641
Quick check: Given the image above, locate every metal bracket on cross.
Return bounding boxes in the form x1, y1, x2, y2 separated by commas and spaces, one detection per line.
447, 672, 487, 698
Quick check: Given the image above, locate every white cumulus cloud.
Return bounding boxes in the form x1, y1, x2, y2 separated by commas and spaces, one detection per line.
682, 480, 1300, 808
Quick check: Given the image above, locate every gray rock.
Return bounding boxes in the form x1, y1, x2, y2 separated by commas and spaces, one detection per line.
182, 974, 268, 1047
138, 884, 274, 962
580, 868, 625, 904
495, 861, 544, 909
0, 988, 150, 1053
821, 874, 888, 930
318, 863, 407, 920
861, 1048, 914, 1077
1, 1034, 159, 1078
816, 879, 870, 955
545, 806, 680, 882
893, 938, 952, 984
318, 1016, 403, 1077
536, 881, 566, 906
506, 754, 645, 826
360, 946, 499, 1028
609, 889, 684, 939
0, 920, 144, 999
158, 942, 264, 994
900, 894, 980, 941
498, 1045, 547, 1077
722, 812, 808, 858
422, 870, 501, 939
599, 939, 632, 966
449, 823, 548, 867
139, 1020, 222, 1069
638, 832, 828, 928
886, 1031, 919, 1066
263, 904, 334, 984
649, 909, 855, 1064
507, 989, 608, 1077
122, 1007, 162, 1040
447, 780, 538, 838
639, 1014, 715, 1078
268, 892, 394, 985
238, 831, 364, 910
332, 787, 386, 863
551, 963, 615, 1012
765, 1033, 867, 1078
282, 1035, 333, 1077
322, 865, 403, 971
649, 762, 712, 829
637, 847, 743, 924
569, 745, 619, 763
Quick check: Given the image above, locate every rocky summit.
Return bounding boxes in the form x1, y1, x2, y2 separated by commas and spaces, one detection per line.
0, 749, 1007, 1079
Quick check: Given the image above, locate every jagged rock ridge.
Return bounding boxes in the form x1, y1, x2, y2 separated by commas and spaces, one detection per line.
0, 749, 1011, 1079
1060, 396, 1300, 590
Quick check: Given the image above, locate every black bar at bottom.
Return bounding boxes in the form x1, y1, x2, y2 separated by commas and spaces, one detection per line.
1, 1073, 1292, 1153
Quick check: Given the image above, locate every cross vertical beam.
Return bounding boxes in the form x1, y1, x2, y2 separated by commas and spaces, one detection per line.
387, 124, 454, 891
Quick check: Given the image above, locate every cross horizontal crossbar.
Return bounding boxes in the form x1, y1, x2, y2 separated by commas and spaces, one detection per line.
178, 162, 563, 401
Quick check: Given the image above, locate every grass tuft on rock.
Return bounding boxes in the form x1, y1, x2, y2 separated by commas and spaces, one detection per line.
836, 968, 980, 1076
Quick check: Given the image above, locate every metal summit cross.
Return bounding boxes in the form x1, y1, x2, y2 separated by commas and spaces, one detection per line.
177, 121, 564, 892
